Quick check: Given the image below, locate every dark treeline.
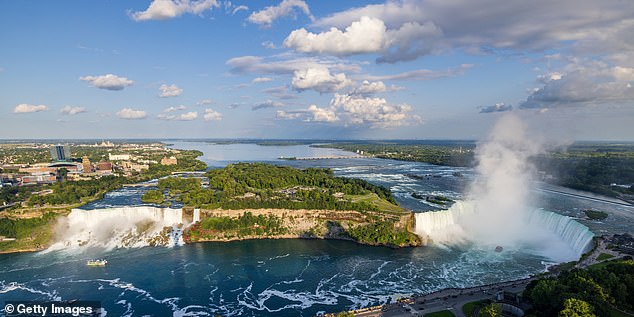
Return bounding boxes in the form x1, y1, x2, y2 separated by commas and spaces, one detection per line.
523, 259, 634, 317
534, 156, 634, 198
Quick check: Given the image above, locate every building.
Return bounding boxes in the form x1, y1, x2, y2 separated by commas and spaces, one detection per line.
82, 156, 92, 173
50, 145, 71, 162
108, 153, 131, 161
97, 161, 113, 171
121, 161, 149, 172
21, 173, 56, 185
160, 156, 178, 165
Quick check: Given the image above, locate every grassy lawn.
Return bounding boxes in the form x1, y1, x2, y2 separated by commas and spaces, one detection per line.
590, 258, 634, 270
597, 253, 615, 261
344, 193, 405, 213
462, 300, 488, 317
424, 310, 456, 317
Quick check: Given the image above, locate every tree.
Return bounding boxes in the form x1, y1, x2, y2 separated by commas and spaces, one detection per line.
481, 303, 502, 317
558, 298, 596, 317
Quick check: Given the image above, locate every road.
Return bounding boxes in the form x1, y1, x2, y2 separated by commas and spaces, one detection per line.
342, 236, 626, 317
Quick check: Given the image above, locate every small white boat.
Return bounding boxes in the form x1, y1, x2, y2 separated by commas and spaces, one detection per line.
86, 259, 108, 266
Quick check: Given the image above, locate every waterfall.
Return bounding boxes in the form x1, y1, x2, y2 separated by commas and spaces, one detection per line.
48, 206, 187, 251
193, 208, 201, 223
415, 201, 594, 261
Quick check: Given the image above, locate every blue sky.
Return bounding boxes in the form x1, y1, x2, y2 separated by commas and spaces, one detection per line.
1, 0, 633, 140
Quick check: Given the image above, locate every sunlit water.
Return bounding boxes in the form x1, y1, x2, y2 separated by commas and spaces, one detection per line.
1, 141, 633, 316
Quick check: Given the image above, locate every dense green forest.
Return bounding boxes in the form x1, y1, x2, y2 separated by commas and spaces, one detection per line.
143, 163, 397, 212
317, 143, 475, 167
523, 259, 634, 317
185, 212, 287, 241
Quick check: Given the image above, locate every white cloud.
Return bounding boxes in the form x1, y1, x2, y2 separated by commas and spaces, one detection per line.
116, 108, 147, 120
284, 16, 441, 62
262, 41, 277, 49
253, 100, 284, 111
306, 104, 338, 122
13, 103, 48, 113
276, 94, 418, 128
80, 74, 133, 91
276, 110, 303, 120
349, 80, 402, 96
307, 0, 634, 63
197, 99, 214, 105
248, 0, 314, 27
232, 5, 248, 15
159, 84, 183, 97
366, 64, 473, 81
480, 103, 513, 113
164, 105, 187, 112
130, 0, 219, 21
252, 77, 273, 83
204, 108, 222, 121
60, 106, 86, 115
226, 55, 360, 75
521, 61, 634, 109
158, 111, 198, 121
292, 67, 352, 93
284, 16, 388, 56
330, 93, 417, 127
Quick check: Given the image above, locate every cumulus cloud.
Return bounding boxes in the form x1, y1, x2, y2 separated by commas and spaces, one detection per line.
292, 67, 352, 93
303, 0, 634, 63
116, 108, 147, 120
276, 94, 418, 128
248, 0, 314, 27
60, 106, 87, 115
129, 0, 219, 21
13, 104, 48, 113
252, 100, 284, 111
80, 74, 133, 91
306, 104, 338, 122
330, 93, 417, 127
284, 16, 388, 56
480, 103, 513, 113
204, 108, 222, 121
252, 77, 273, 83
159, 84, 183, 97
284, 16, 441, 63
521, 61, 634, 109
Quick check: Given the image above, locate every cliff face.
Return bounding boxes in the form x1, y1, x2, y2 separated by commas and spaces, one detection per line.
184, 208, 421, 248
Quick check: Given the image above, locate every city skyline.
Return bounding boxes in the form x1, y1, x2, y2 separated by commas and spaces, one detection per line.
2, 0, 634, 141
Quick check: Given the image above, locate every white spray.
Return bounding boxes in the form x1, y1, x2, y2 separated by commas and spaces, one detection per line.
415, 113, 593, 261
47, 206, 188, 251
